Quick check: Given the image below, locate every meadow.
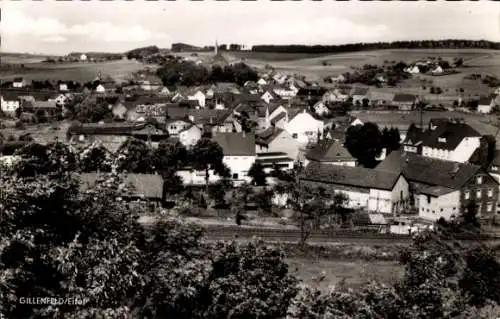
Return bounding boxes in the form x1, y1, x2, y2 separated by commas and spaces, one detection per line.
287, 258, 403, 291
0, 59, 148, 83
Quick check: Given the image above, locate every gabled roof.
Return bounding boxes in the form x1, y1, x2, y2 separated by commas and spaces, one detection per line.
478, 95, 496, 106
256, 127, 284, 146
212, 132, 256, 156
305, 139, 355, 162
301, 162, 402, 191
403, 125, 425, 145
393, 94, 416, 103
13, 77, 24, 82
350, 87, 369, 96
422, 121, 480, 150
376, 151, 481, 189
271, 112, 287, 124
80, 173, 164, 199
67, 122, 166, 136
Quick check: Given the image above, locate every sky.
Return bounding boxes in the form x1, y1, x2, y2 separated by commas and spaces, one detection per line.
1, 1, 499, 55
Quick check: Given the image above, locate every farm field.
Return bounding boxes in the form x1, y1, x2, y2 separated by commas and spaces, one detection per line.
237, 49, 500, 84
287, 258, 403, 291
0, 59, 148, 83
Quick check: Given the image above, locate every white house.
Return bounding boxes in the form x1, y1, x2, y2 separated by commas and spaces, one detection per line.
59, 83, 68, 92
404, 66, 420, 74
255, 127, 301, 160
212, 132, 256, 183
12, 77, 25, 88
1, 93, 20, 116
420, 119, 481, 163
350, 118, 364, 127
431, 65, 443, 74
188, 90, 207, 108
313, 101, 329, 116
257, 78, 268, 86
273, 86, 297, 100
416, 188, 461, 221
165, 119, 192, 136
80, 54, 88, 61
95, 84, 106, 94
477, 95, 498, 114
178, 124, 202, 148
284, 109, 325, 145
300, 163, 409, 215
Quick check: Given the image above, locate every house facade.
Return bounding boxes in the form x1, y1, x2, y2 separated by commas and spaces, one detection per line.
178, 124, 202, 148
166, 119, 193, 136
300, 163, 409, 215
392, 94, 416, 111
255, 127, 301, 160
284, 110, 324, 145
0, 94, 20, 116
188, 90, 207, 108
212, 132, 256, 183
376, 151, 499, 222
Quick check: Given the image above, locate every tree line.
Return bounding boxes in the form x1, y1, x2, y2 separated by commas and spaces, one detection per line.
252, 39, 500, 54
155, 60, 258, 87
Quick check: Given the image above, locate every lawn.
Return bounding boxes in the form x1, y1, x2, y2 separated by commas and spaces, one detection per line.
287, 258, 404, 291
0, 59, 148, 83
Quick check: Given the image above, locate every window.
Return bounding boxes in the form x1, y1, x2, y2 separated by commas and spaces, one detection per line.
464, 191, 470, 200
427, 195, 431, 204
477, 190, 482, 199
488, 189, 493, 197
232, 173, 239, 179
440, 208, 443, 212
477, 176, 483, 184
487, 203, 493, 212
292, 133, 298, 139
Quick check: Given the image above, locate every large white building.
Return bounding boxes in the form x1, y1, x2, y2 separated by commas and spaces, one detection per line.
403, 118, 481, 163
283, 109, 325, 146
300, 162, 410, 215
212, 132, 256, 183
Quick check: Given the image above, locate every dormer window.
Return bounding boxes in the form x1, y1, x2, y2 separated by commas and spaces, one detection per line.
438, 137, 446, 143
477, 176, 483, 184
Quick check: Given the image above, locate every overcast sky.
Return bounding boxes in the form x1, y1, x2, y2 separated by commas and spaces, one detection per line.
1, 1, 499, 55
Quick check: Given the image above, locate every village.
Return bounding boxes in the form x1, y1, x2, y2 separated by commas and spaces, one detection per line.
1, 44, 500, 236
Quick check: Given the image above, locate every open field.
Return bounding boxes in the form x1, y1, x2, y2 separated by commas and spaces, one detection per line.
0, 59, 148, 83
0, 121, 71, 144
287, 258, 403, 291
235, 49, 500, 84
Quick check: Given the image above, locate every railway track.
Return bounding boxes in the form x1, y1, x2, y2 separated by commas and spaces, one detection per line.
202, 225, 500, 245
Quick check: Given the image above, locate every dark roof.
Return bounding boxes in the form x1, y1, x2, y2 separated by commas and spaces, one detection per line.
301, 162, 402, 190
415, 184, 456, 197
393, 94, 416, 103
271, 112, 287, 124
256, 127, 284, 146
257, 103, 282, 118
305, 139, 355, 162
67, 122, 166, 136
490, 150, 500, 167
422, 121, 480, 150
1, 91, 21, 101
350, 87, 369, 96
297, 87, 327, 97
79, 173, 164, 199
376, 151, 481, 189
256, 157, 294, 164
212, 132, 256, 156
478, 96, 494, 105
403, 125, 425, 145
13, 77, 23, 82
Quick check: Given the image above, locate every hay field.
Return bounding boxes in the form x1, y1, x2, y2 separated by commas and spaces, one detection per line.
0, 59, 147, 83
287, 258, 403, 291
238, 49, 500, 83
